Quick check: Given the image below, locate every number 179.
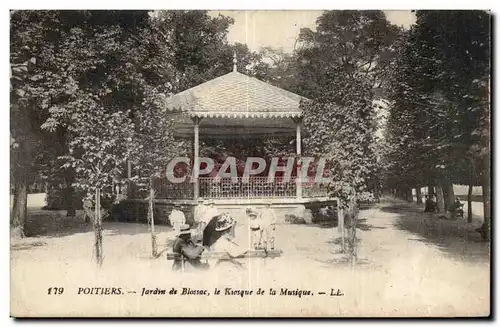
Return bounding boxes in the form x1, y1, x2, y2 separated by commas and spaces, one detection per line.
47, 287, 64, 295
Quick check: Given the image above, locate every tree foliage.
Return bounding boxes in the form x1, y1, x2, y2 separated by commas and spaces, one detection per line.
297, 10, 399, 206
295, 10, 403, 100
383, 10, 490, 229
11, 10, 244, 202
154, 11, 265, 91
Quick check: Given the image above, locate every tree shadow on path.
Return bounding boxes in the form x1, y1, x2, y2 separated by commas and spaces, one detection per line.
381, 201, 490, 264
23, 210, 93, 238
357, 218, 387, 231
22, 208, 173, 239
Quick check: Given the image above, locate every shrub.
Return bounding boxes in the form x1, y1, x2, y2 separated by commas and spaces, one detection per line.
44, 185, 84, 211
284, 214, 307, 224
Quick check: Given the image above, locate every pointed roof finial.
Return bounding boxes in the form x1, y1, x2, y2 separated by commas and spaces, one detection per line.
233, 51, 237, 72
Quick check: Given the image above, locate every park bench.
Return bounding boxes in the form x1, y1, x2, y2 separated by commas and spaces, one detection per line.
166, 249, 283, 272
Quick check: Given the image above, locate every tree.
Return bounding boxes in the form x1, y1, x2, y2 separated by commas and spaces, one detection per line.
301, 84, 378, 205
35, 10, 154, 263
383, 11, 490, 231
10, 10, 152, 237
295, 11, 398, 263
153, 10, 234, 92
416, 11, 490, 232
254, 46, 299, 91
64, 102, 135, 265
10, 60, 41, 237
10, 10, 67, 237
295, 10, 403, 100
128, 89, 183, 257
382, 25, 439, 202
11, 9, 241, 237
297, 11, 399, 203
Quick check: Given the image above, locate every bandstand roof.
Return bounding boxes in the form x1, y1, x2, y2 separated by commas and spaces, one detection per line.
165, 71, 307, 119
164, 70, 308, 138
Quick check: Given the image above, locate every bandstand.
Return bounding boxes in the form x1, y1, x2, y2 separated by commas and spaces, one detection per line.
122, 56, 333, 225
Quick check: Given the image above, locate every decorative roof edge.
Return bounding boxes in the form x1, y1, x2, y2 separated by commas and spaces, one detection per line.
186, 111, 303, 119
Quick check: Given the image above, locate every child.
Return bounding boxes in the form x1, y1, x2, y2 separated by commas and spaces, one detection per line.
169, 204, 186, 235
246, 204, 276, 251
196, 200, 219, 235
247, 207, 261, 249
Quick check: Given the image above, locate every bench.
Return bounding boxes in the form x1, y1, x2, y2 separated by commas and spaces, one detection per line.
166, 249, 283, 272
166, 249, 283, 261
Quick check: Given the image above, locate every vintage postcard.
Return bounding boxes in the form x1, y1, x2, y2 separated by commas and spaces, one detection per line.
10, 9, 491, 317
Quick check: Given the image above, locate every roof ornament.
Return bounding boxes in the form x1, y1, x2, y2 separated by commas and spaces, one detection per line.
233, 51, 237, 72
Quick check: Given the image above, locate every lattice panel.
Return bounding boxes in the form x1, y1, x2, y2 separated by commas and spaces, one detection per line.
199, 177, 297, 199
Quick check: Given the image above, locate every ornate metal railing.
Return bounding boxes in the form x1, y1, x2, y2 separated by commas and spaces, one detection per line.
155, 178, 194, 200
199, 177, 297, 199
129, 178, 194, 200
130, 177, 330, 200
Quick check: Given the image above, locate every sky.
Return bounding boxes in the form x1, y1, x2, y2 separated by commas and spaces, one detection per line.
209, 10, 416, 53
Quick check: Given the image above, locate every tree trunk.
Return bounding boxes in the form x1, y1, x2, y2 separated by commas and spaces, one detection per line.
442, 185, 449, 211
148, 187, 157, 258
407, 188, 413, 203
94, 188, 103, 266
435, 185, 445, 213
64, 168, 76, 217
416, 187, 422, 204
444, 182, 455, 214
349, 188, 357, 267
467, 183, 473, 223
58, 127, 76, 217
480, 177, 490, 240
428, 184, 435, 197
11, 177, 28, 238
11, 137, 34, 238
11, 182, 19, 224
338, 207, 345, 253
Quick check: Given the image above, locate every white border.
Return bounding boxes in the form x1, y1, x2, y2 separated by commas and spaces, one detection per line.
2, 1, 497, 326
4, 0, 499, 10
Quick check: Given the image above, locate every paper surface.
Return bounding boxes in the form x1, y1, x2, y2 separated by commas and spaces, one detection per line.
10, 9, 491, 318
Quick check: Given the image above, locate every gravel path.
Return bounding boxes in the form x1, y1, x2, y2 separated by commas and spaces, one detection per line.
353, 199, 490, 317
11, 198, 490, 317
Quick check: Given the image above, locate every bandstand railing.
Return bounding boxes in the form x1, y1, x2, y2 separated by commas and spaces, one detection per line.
199, 177, 297, 199
130, 177, 330, 200
128, 178, 194, 200
155, 178, 194, 200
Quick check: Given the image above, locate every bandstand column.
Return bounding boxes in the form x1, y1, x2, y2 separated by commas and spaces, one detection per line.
192, 117, 201, 200
295, 118, 302, 199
